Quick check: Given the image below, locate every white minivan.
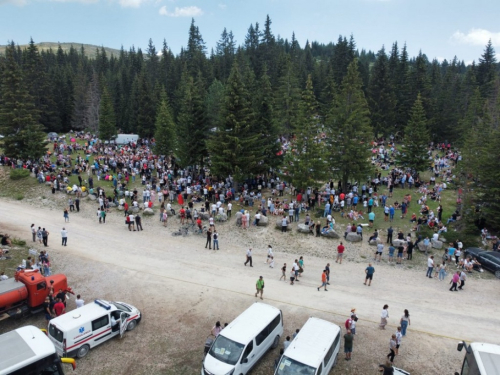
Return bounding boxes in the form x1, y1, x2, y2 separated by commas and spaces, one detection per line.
202, 302, 283, 375
275, 317, 341, 375
48, 299, 141, 358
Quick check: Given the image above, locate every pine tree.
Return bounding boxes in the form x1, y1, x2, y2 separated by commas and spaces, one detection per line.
207, 61, 260, 184
477, 40, 498, 99
136, 72, 156, 138
254, 65, 281, 170
205, 79, 225, 132
282, 74, 327, 190
326, 59, 373, 192
154, 89, 176, 156
275, 54, 301, 134
71, 61, 89, 130
0, 45, 47, 160
396, 94, 430, 173
368, 46, 397, 136
84, 72, 100, 133
98, 84, 117, 141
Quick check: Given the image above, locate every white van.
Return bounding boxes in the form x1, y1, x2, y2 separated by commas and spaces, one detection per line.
202, 302, 283, 375
48, 299, 141, 358
275, 317, 341, 375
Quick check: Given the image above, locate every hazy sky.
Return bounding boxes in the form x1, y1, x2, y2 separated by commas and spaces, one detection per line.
1, 0, 499, 64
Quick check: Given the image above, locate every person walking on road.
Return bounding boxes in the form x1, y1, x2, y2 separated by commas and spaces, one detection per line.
255, 276, 264, 299
400, 309, 410, 336
63, 208, 69, 223
426, 255, 434, 278
61, 228, 67, 246
31, 224, 36, 242
450, 271, 459, 291
213, 230, 219, 250
244, 248, 253, 267
135, 214, 142, 230
364, 263, 375, 286
458, 270, 467, 290
379, 304, 389, 329
344, 329, 353, 361
387, 334, 397, 364
325, 263, 331, 285
317, 269, 328, 291
205, 228, 212, 249
42, 228, 49, 247
280, 263, 287, 281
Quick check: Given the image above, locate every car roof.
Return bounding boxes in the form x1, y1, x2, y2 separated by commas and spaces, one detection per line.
220, 303, 280, 345
0, 326, 55, 373
283, 317, 341, 368
49, 300, 115, 331
465, 247, 485, 254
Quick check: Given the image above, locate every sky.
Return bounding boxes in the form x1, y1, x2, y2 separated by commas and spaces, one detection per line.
1, 0, 500, 64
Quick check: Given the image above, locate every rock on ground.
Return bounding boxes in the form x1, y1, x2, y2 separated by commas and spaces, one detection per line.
117, 205, 124, 211
321, 230, 340, 239
432, 239, 443, 249
297, 224, 310, 234
346, 232, 362, 242
216, 213, 228, 222
393, 239, 407, 247
131, 207, 139, 214
257, 215, 269, 226
88, 195, 96, 201
143, 208, 154, 216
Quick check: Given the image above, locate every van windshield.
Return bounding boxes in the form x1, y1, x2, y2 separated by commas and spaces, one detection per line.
49, 324, 63, 343
110, 302, 132, 312
208, 335, 244, 366
276, 356, 316, 375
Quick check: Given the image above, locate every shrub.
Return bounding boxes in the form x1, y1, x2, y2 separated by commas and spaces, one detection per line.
10, 169, 30, 180
15, 193, 24, 200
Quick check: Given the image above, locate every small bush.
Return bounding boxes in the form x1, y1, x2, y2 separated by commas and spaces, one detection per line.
15, 194, 24, 200
10, 169, 30, 180
11, 238, 26, 246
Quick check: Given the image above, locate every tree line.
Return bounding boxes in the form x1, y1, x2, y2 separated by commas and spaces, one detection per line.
1, 16, 500, 229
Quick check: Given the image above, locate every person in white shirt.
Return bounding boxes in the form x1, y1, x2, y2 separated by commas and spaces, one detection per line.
227, 202, 232, 218
426, 256, 434, 278
0, 272, 8, 281
75, 295, 85, 308
265, 245, 273, 264
395, 327, 402, 355
61, 228, 68, 246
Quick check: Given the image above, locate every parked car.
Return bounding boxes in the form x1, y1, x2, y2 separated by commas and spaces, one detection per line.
464, 248, 500, 278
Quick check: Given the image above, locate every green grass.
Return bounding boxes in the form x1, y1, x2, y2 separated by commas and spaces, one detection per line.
10, 168, 30, 180
0, 167, 39, 200
0, 239, 29, 278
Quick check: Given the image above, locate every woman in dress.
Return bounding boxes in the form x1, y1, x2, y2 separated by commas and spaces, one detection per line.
379, 304, 389, 329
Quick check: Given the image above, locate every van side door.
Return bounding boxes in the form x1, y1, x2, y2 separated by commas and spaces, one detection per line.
91, 314, 111, 348
239, 341, 255, 374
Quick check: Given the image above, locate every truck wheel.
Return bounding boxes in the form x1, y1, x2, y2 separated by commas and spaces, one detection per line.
77, 344, 90, 358
127, 319, 137, 331
271, 335, 280, 349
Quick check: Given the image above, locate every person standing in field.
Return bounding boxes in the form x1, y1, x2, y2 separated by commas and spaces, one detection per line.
344, 329, 353, 361
280, 263, 287, 281
336, 242, 345, 264
400, 309, 410, 336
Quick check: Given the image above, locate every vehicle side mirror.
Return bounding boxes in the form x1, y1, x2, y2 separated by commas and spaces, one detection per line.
457, 342, 464, 352
242, 358, 248, 364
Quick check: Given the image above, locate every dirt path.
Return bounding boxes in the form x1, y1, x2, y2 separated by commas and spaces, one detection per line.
1, 198, 498, 374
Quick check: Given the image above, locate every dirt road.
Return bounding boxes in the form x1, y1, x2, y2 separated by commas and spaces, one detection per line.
1, 198, 498, 374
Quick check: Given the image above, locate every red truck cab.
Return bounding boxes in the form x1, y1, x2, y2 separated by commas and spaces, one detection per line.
0, 269, 72, 321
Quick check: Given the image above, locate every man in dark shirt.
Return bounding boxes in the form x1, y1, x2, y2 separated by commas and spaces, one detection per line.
135, 214, 143, 231
379, 362, 394, 374
344, 329, 353, 360
205, 228, 212, 249
43, 297, 53, 323
56, 289, 67, 307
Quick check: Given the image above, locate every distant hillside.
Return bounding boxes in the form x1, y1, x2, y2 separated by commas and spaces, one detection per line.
0, 42, 121, 59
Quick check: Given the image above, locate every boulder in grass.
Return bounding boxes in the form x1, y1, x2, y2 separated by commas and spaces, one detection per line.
417, 242, 430, 252
88, 194, 97, 201
393, 239, 407, 247
297, 224, 310, 233
257, 215, 269, 226
143, 208, 154, 216
45, 182, 52, 186
431, 239, 443, 249
275, 219, 289, 231
216, 213, 228, 222
369, 238, 381, 246
199, 212, 210, 221
321, 230, 340, 239
108, 202, 117, 208
131, 206, 139, 214
117, 205, 124, 211
346, 232, 362, 242
139, 203, 145, 210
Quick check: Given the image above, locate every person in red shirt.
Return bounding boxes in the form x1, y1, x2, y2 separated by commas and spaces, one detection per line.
179, 207, 186, 224
53, 298, 65, 316
336, 242, 345, 264
196, 218, 202, 232
339, 193, 345, 201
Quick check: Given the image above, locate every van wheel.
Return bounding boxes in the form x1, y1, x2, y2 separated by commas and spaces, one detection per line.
127, 319, 137, 331
271, 335, 280, 349
77, 344, 90, 358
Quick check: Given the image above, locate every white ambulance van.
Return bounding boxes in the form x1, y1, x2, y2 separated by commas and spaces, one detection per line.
274, 317, 341, 375
47, 299, 141, 358
202, 302, 283, 375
